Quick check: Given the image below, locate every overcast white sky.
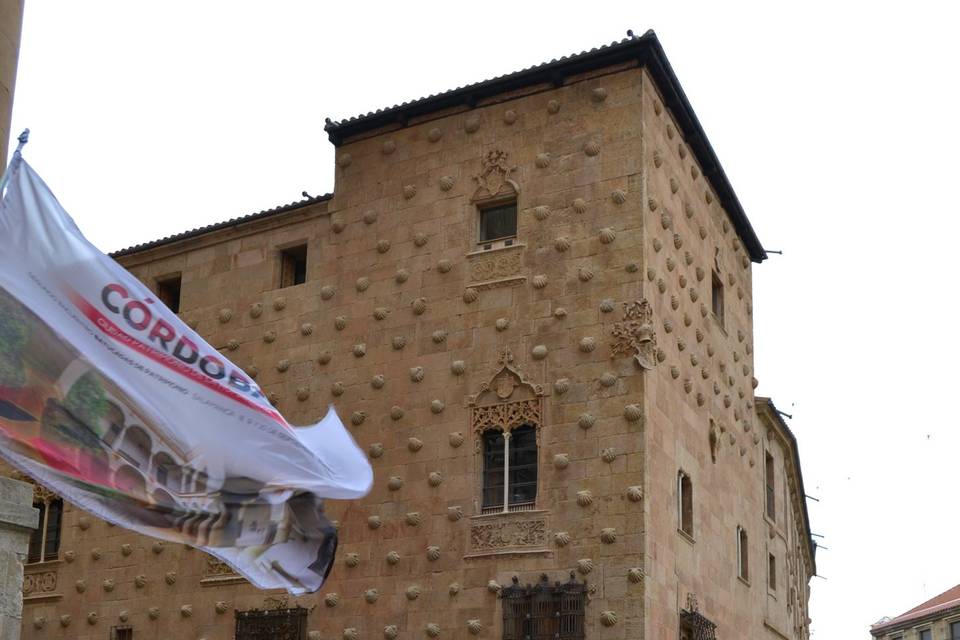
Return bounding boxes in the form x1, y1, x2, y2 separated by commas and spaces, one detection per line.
10, 2, 960, 637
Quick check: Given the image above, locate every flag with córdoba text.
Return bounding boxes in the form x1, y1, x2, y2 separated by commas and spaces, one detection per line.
0, 154, 372, 594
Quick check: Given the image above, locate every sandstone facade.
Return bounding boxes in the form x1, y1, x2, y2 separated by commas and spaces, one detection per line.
9, 32, 815, 640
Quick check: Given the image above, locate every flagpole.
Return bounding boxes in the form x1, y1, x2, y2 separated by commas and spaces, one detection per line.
0, 128, 29, 195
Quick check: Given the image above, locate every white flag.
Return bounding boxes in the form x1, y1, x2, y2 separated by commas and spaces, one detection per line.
0, 154, 372, 594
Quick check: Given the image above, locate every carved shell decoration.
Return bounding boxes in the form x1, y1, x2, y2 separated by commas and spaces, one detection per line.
447, 505, 464, 521
449, 582, 461, 596
405, 512, 422, 526
355, 276, 370, 292
533, 205, 551, 221
343, 629, 359, 640
624, 404, 643, 423
325, 593, 339, 607
331, 216, 346, 233
300, 322, 314, 336
134, 574, 147, 588
599, 372, 617, 387
120, 543, 132, 556
367, 515, 382, 530
487, 580, 501, 594
547, 99, 560, 114
553, 453, 570, 469
395, 268, 410, 284
579, 336, 597, 353
463, 287, 479, 303
102, 578, 115, 592
572, 197, 587, 213
152, 541, 163, 554
532, 345, 548, 360
578, 413, 596, 430
352, 343, 366, 358
431, 329, 447, 343
601, 448, 616, 463
428, 127, 443, 142
296, 387, 310, 402
344, 553, 360, 568
410, 366, 425, 382
180, 605, 193, 618
578, 267, 594, 282
373, 307, 390, 321
249, 302, 263, 318
335, 316, 347, 331
75, 579, 87, 593
437, 258, 452, 273
64, 550, 76, 563
273, 297, 287, 311
439, 175, 455, 191
599, 227, 616, 244
383, 625, 399, 640
386, 550, 400, 565
468, 620, 483, 635
276, 359, 290, 372
263, 329, 277, 344
148, 608, 160, 620
599, 298, 615, 313
377, 239, 391, 254
583, 139, 601, 157
532, 274, 548, 289
450, 360, 466, 376
87, 612, 98, 625
449, 432, 464, 448
350, 411, 366, 426
218, 308, 233, 323
411, 297, 427, 315
503, 109, 517, 124
611, 189, 627, 204
215, 600, 230, 614
554, 307, 567, 318
627, 485, 643, 502
337, 153, 352, 168
364, 589, 379, 604
600, 528, 618, 544
464, 115, 480, 133
382, 139, 396, 155
554, 531, 571, 547
388, 476, 404, 491
165, 571, 177, 585
535, 152, 551, 168
408, 437, 424, 452
553, 378, 570, 395
406, 585, 421, 601
91, 547, 102, 560
627, 568, 644, 584
426, 623, 441, 638
388, 405, 403, 420
576, 490, 594, 507
330, 381, 344, 397
392, 335, 407, 350
319, 285, 336, 301
430, 399, 445, 414
426, 546, 441, 561
554, 236, 570, 252
600, 611, 618, 627
576, 558, 594, 575
403, 184, 417, 199
428, 471, 443, 487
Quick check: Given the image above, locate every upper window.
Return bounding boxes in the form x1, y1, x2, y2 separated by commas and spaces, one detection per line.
478, 199, 518, 247
28, 498, 63, 563
765, 451, 776, 521
920, 630, 932, 640
156, 274, 181, 314
482, 425, 537, 514
279, 244, 308, 288
111, 627, 134, 640
737, 526, 749, 581
711, 270, 724, 328
952, 622, 960, 640
678, 471, 693, 538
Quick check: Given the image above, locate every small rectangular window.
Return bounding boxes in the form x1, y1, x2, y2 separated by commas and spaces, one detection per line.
481, 425, 538, 513
279, 244, 308, 288
952, 621, 960, 640
768, 553, 777, 591
28, 498, 63, 563
478, 200, 517, 245
711, 270, 724, 327
765, 451, 776, 521
920, 631, 932, 640
678, 471, 693, 538
112, 627, 134, 640
737, 526, 749, 581
156, 275, 182, 314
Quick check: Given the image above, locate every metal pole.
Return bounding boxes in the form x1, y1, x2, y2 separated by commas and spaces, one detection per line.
0, 128, 29, 197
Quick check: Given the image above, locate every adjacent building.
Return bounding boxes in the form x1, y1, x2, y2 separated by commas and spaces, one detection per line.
7, 30, 816, 640
872, 585, 960, 640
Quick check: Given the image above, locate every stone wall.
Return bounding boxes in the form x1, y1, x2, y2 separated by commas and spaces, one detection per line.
0, 477, 38, 640
0, 0, 23, 163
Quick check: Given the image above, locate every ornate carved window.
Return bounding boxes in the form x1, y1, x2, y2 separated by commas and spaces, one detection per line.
235, 607, 307, 640
502, 574, 586, 640
469, 348, 544, 514
27, 495, 62, 564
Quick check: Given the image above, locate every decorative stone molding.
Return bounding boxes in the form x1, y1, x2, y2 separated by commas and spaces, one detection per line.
466, 244, 525, 290
467, 511, 548, 556
23, 568, 59, 601
200, 556, 245, 586
471, 149, 518, 202
468, 347, 544, 441
610, 299, 658, 370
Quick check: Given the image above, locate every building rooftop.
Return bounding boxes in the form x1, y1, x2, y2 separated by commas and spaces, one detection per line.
872, 584, 960, 634
114, 30, 766, 262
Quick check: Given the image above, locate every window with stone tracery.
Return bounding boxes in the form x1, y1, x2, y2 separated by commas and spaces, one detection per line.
27, 497, 62, 564
482, 424, 537, 513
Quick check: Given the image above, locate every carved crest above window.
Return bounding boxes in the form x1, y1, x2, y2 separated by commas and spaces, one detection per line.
468, 347, 544, 435
610, 299, 658, 370
472, 150, 519, 202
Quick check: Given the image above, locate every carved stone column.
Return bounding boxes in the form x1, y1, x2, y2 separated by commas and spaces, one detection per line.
0, 477, 38, 640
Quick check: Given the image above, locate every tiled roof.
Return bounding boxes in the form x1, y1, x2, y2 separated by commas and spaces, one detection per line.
872, 584, 960, 633
110, 192, 332, 258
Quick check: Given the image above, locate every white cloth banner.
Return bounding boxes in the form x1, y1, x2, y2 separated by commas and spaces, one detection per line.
0, 155, 372, 594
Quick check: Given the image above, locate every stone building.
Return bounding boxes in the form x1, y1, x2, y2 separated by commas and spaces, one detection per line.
871, 585, 960, 640
8, 30, 816, 640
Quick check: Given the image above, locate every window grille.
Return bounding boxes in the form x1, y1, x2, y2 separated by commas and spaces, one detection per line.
235, 607, 308, 640
680, 608, 718, 640
111, 626, 134, 640
502, 573, 586, 640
